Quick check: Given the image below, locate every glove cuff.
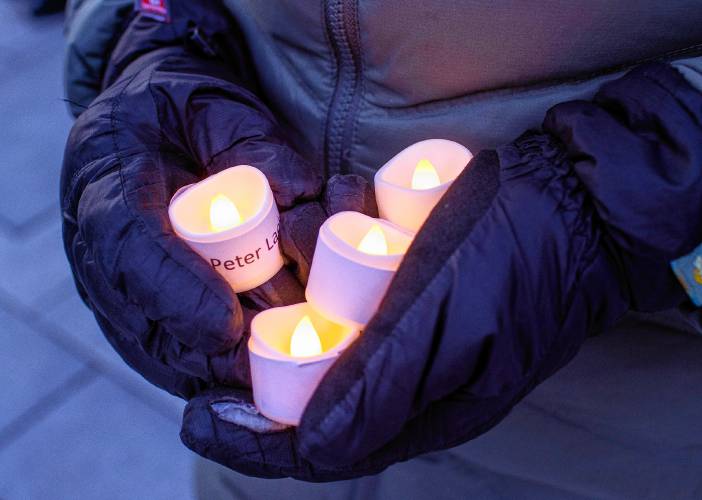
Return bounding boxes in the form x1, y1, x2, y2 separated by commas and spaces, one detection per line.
104, 1, 256, 92
65, 0, 257, 116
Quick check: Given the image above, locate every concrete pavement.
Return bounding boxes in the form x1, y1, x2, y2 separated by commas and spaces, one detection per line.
0, 3, 195, 498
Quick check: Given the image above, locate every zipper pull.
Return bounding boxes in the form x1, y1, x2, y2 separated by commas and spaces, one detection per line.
187, 24, 218, 58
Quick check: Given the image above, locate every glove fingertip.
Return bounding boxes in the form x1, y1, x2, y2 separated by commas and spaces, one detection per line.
181, 389, 294, 479
283, 149, 324, 205
249, 142, 323, 209
240, 266, 306, 311
180, 395, 217, 454
151, 247, 245, 354
324, 174, 379, 217
279, 202, 327, 283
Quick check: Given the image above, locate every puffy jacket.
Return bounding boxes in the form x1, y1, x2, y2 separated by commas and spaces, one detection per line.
66, 0, 702, 180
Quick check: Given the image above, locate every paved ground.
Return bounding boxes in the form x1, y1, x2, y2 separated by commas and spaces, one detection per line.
0, 3, 196, 498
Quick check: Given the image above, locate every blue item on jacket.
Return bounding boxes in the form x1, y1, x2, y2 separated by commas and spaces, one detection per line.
672, 247, 702, 306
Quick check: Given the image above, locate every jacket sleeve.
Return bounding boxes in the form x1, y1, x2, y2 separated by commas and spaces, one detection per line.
64, 0, 254, 117
544, 61, 702, 312
65, 0, 134, 116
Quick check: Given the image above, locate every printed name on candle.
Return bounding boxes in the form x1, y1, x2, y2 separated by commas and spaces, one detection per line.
209, 225, 279, 272
169, 165, 284, 292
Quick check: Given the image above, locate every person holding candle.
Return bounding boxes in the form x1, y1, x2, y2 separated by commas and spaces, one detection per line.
62, 0, 702, 498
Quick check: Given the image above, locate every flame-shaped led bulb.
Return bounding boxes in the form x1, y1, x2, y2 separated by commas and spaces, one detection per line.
289, 315, 323, 357
411, 158, 441, 190
357, 224, 389, 256
209, 193, 242, 233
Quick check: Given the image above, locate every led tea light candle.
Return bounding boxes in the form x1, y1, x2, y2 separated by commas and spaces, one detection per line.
168, 165, 283, 293
375, 139, 473, 232
249, 302, 360, 425
305, 211, 413, 328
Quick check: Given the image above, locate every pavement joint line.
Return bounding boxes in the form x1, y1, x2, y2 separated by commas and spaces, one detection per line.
0, 366, 97, 451
31, 275, 77, 312
2, 202, 61, 240
0, 203, 59, 240
0, 287, 181, 425
0, 215, 16, 237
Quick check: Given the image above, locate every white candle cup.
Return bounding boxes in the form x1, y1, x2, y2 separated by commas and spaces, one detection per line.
305, 211, 413, 328
375, 139, 473, 233
168, 165, 284, 293
249, 302, 360, 425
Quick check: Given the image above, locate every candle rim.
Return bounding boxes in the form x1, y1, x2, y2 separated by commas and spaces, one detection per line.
169, 165, 275, 243
321, 211, 413, 271
374, 138, 472, 193
249, 302, 360, 366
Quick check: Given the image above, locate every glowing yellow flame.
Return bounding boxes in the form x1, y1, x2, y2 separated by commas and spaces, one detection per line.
357, 224, 388, 256
290, 315, 323, 357
411, 159, 441, 190
209, 194, 242, 232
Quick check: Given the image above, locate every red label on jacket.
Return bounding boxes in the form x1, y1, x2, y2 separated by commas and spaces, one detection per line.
136, 0, 170, 22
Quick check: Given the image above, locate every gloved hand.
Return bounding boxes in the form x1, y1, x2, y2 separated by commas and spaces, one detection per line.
61, 2, 376, 399
180, 63, 702, 480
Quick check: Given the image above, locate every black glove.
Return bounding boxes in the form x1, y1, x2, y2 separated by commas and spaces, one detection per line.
180, 63, 702, 480
61, 2, 376, 399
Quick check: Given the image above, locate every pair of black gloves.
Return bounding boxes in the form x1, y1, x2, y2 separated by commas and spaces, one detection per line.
61, 2, 702, 481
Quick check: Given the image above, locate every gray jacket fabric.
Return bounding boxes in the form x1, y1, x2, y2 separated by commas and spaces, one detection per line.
66, 0, 702, 182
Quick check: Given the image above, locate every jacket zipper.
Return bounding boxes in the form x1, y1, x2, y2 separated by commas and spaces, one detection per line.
324, 0, 362, 176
